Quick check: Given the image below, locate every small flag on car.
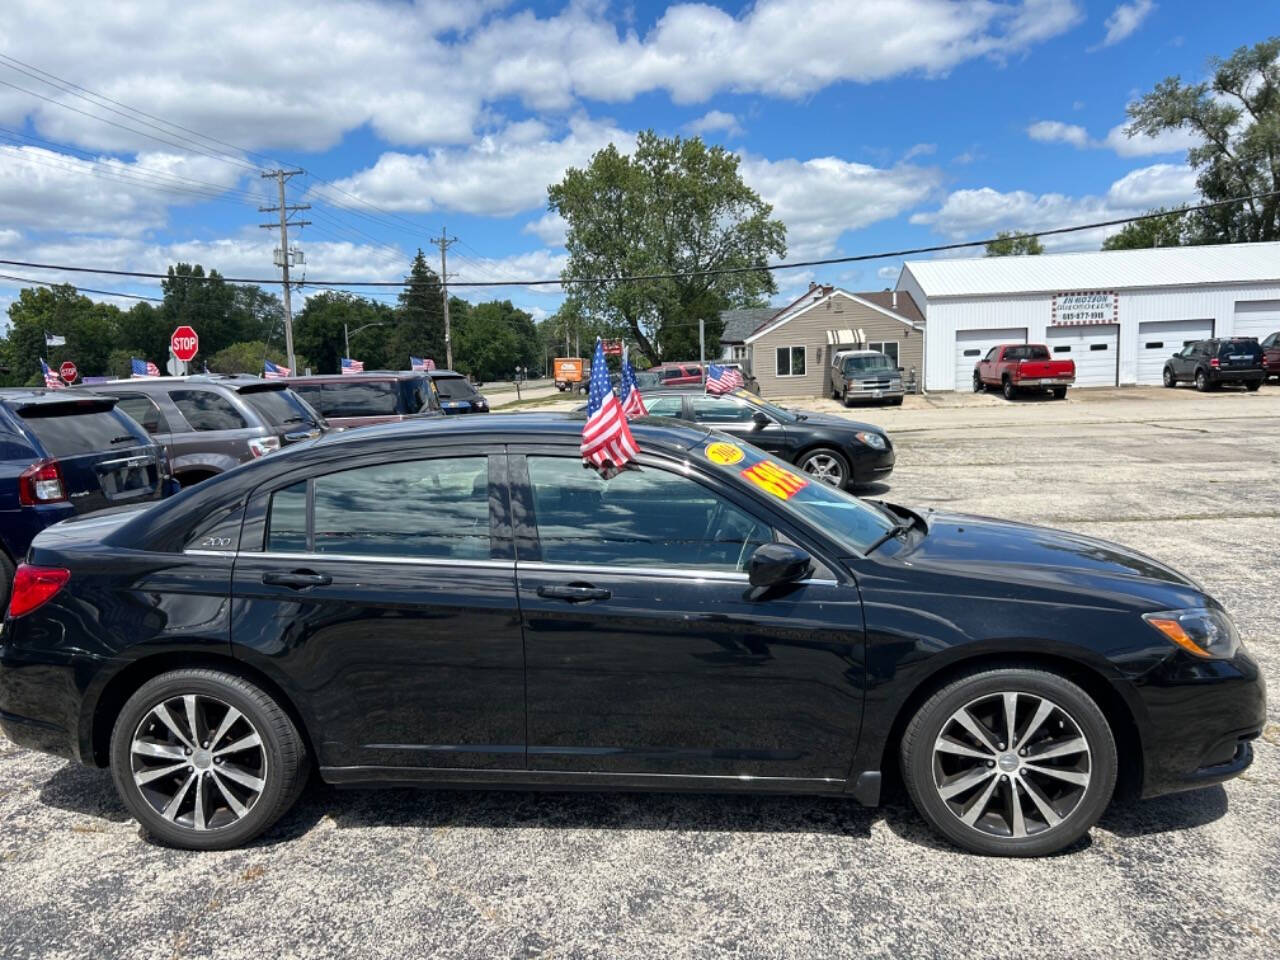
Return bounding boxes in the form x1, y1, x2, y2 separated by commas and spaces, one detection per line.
263, 359, 291, 379
619, 358, 648, 419
39, 358, 64, 390
410, 356, 436, 372
341, 357, 364, 375
581, 339, 638, 471
706, 363, 744, 395
131, 357, 160, 378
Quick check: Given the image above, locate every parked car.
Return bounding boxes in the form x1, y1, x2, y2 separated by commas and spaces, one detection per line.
0, 389, 174, 608
645, 362, 761, 395
79, 375, 325, 488
283, 372, 440, 428
1, 413, 1263, 856
1256, 332, 1279, 382
975, 344, 1075, 400
830, 349, 904, 406
1162, 338, 1265, 392
630, 387, 892, 488
426, 370, 489, 414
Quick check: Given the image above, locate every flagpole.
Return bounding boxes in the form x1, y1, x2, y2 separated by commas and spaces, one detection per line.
699, 317, 706, 395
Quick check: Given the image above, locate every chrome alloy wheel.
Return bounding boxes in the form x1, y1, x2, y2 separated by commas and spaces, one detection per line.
130, 694, 267, 831
931, 691, 1091, 839
800, 453, 845, 486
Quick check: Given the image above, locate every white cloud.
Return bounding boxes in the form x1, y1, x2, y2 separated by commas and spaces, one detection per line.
1027, 120, 1091, 148
877, 265, 900, 282
1027, 119, 1197, 156
1096, 1, 1156, 49
910, 163, 1197, 250
903, 143, 937, 161
682, 110, 744, 139
448, 248, 570, 296
522, 212, 568, 247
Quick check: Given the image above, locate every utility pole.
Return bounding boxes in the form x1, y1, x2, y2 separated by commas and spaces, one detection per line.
430, 226, 458, 369
259, 169, 310, 371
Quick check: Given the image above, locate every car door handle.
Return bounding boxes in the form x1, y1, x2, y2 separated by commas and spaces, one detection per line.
537, 584, 612, 602
262, 570, 332, 589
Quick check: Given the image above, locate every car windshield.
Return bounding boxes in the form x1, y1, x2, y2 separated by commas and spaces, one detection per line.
697, 435, 896, 553
433, 376, 478, 400
843, 354, 895, 373
240, 387, 319, 427
634, 370, 662, 389
19, 406, 143, 456
728, 388, 797, 423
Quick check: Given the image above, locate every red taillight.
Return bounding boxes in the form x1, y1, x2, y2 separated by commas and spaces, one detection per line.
7, 564, 70, 618
1210, 357, 1220, 368
18, 458, 66, 506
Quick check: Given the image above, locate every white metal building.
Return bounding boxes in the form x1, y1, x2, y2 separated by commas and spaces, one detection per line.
896, 241, 1280, 391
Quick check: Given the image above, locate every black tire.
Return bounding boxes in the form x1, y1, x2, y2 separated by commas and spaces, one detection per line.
110, 668, 307, 850
1195, 369, 1210, 392
972, 372, 985, 393
1051, 387, 1067, 400
1245, 379, 1261, 392
1002, 377, 1017, 401
889, 396, 904, 406
0, 551, 14, 618
1162, 366, 1176, 388
900, 666, 1117, 857
796, 447, 851, 489
842, 387, 852, 408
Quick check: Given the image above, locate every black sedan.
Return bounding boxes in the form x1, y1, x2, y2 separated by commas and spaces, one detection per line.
0, 415, 1264, 856
628, 387, 893, 489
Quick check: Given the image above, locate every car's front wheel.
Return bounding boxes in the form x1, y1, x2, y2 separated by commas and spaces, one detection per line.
797, 447, 850, 488
900, 666, 1117, 857
1245, 379, 1261, 392
1162, 367, 1176, 388
972, 372, 984, 393
110, 669, 307, 850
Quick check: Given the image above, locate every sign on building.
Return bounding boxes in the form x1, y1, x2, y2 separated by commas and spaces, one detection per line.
1052, 291, 1118, 326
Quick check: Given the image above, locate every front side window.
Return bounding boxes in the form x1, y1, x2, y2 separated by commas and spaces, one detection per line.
240, 387, 316, 427
527, 457, 772, 571
643, 395, 685, 418
168, 390, 247, 431
689, 396, 756, 423
265, 457, 492, 559
776, 346, 806, 377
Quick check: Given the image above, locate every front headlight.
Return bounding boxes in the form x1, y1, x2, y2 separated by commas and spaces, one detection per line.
854, 431, 887, 450
1143, 607, 1240, 659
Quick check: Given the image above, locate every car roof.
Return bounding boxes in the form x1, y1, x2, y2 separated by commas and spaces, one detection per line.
284, 372, 425, 383
0, 387, 119, 407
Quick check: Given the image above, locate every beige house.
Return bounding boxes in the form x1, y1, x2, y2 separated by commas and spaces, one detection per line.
743, 285, 925, 398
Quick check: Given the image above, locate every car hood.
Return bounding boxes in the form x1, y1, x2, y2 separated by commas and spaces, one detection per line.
790, 411, 884, 434
902, 511, 1201, 592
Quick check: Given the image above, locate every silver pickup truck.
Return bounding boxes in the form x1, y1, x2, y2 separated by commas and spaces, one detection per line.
830, 349, 904, 406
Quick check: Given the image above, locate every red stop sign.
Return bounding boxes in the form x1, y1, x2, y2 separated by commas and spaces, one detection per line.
171, 325, 199, 362
59, 361, 77, 383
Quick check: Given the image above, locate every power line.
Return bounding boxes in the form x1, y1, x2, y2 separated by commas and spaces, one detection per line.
0, 272, 162, 302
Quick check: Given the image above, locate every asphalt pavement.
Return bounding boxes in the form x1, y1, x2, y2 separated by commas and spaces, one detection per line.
2, 386, 1278, 959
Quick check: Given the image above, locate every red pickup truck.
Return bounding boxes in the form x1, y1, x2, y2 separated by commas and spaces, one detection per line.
974, 344, 1075, 400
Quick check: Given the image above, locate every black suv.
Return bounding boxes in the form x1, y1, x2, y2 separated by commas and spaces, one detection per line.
1163, 338, 1265, 392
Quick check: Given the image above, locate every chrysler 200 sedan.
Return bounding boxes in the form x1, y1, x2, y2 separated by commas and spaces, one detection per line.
0, 415, 1265, 856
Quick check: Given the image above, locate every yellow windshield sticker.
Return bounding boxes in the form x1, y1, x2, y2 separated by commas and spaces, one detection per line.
741, 461, 809, 500
705, 441, 745, 465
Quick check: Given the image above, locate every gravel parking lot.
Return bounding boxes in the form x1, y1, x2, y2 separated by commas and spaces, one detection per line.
2, 387, 1278, 960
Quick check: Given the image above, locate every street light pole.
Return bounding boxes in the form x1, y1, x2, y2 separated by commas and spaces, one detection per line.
344, 321, 390, 365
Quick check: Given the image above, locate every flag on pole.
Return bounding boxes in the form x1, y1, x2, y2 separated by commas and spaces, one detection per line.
44, 332, 66, 347
263, 359, 291, 379
410, 356, 436, 372
706, 363, 744, 395
619, 358, 648, 419
131, 357, 161, 378
581, 339, 638, 471
341, 358, 364, 375
39, 359, 64, 390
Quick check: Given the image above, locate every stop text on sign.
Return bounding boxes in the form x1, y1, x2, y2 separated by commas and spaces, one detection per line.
171, 325, 199, 362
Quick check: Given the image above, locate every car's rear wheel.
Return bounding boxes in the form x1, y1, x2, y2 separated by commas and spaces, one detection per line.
1195, 370, 1210, 392
1052, 387, 1067, 400
900, 667, 1117, 857
1002, 377, 1017, 401
1245, 379, 1261, 392
842, 387, 853, 408
110, 669, 307, 850
797, 447, 850, 488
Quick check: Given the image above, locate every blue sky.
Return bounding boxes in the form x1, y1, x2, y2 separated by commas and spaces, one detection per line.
0, 0, 1272, 326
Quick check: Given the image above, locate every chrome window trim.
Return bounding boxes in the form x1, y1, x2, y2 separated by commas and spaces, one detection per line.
183, 549, 236, 558
250, 550, 515, 570
519, 560, 749, 582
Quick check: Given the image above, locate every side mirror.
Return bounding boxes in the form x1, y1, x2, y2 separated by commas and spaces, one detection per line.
897, 366, 905, 372
748, 543, 813, 588
751, 411, 770, 430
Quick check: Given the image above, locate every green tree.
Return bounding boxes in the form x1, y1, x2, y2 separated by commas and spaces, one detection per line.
391, 250, 445, 367
114, 301, 168, 369
1126, 37, 1280, 243
453, 300, 540, 381
1102, 208, 1193, 250
984, 231, 1045, 257
161, 264, 239, 361
1, 285, 123, 386
294, 291, 395, 373
548, 131, 786, 364
207, 340, 296, 376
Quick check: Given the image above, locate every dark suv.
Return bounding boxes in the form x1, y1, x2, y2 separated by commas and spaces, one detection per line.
1162, 338, 1265, 392
79, 375, 325, 487
0, 389, 173, 607
284, 372, 440, 428
426, 370, 489, 414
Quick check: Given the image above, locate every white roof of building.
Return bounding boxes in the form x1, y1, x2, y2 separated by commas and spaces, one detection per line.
901, 241, 1280, 299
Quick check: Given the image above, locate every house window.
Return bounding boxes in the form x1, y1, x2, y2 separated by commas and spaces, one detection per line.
775, 345, 806, 377
867, 340, 900, 366
731, 345, 747, 361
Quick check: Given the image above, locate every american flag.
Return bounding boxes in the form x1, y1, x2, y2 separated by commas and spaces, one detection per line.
263, 359, 291, 379
706, 363, 744, 395
581, 339, 638, 470
40, 359, 64, 390
619, 358, 648, 418
131, 357, 160, 378
410, 356, 436, 372
341, 357, 364, 375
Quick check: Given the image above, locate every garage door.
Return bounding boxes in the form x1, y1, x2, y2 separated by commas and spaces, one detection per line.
1233, 300, 1280, 341
1137, 319, 1214, 385
1046, 324, 1118, 387
955, 328, 1026, 390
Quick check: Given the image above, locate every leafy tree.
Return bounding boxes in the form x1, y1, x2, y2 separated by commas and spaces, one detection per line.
548, 131, 786, 364
1126, 37, 1280, 243
1, 285, 123, 386
161, 264, 238, 360
1102, 208, 1193, 250
391, 249, 445, 366
453, 300, 540, 382
114, 301, 169, 369
984, 231, 1045, 257
294, 291, 396, 373
207, 340, 296, 376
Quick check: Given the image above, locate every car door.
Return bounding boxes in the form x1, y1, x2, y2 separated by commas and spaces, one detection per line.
229, 446, 525, 771
687, 394, 794, 459
511, 449, 865, 784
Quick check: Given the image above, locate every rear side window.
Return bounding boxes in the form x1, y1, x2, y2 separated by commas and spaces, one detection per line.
18, 407, 142, 457
689, 396, 755, 423
321, 380, 399, 417
431, 376, 476, 400
114, 394, 170, 434
240, 388, 313, 426
169, 390, 248, 431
